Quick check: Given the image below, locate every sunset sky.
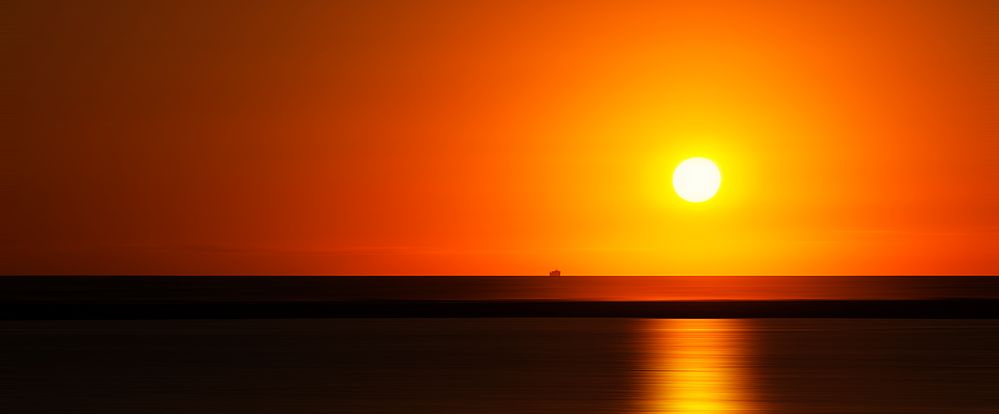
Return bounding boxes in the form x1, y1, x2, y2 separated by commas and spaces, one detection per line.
6, 0, 997, 275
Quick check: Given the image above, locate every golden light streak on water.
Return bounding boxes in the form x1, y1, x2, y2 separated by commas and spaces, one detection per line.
641, 319, 762, 413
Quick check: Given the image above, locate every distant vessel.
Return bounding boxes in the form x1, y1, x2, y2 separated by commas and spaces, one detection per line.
549, 270, 561, 277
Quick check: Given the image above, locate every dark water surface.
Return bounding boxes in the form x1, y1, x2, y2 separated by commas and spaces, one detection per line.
2, 318, 998, 413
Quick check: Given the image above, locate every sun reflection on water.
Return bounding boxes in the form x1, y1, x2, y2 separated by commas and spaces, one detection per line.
641, 319, 761, 413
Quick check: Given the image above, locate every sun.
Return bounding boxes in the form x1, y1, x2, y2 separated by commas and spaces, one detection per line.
673, 157, 721, 203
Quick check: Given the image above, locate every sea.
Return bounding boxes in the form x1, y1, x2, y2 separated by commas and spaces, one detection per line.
1, 276, 998, 413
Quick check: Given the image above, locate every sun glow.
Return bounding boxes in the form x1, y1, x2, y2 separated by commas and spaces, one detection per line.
673, 158, 722, 203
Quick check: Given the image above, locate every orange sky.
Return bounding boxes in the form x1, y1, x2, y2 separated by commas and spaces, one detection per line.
5, 0, 997, 275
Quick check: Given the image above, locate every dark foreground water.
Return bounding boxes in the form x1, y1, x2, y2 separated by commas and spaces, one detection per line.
2, 318, 998, 413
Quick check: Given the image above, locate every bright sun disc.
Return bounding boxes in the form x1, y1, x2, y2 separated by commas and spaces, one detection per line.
673, 157, 721, 202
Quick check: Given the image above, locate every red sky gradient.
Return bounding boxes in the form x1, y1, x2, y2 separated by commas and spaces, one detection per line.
5, 1, 998, 275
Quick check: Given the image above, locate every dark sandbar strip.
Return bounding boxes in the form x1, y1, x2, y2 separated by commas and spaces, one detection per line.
2, 299, 999, 320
